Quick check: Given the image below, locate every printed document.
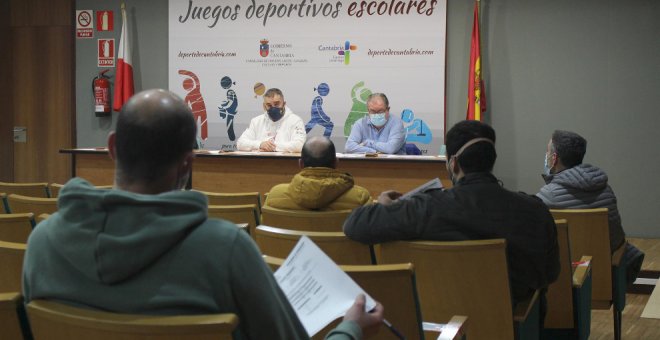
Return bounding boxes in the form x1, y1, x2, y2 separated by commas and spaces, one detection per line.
273, 236, 376, 336
400, 177, 443, 199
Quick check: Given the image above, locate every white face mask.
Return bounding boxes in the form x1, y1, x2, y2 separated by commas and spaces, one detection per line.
543, 153, 552, 176
446, 157, 457, 185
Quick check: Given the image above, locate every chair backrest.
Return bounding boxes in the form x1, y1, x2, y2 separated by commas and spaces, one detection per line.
0, 240, 27, 292
0, 182, 49, 198
256, 225, 374, 265
0, 213, 34, 243
36, 213, 50, 224
379, 239, 514, 340
1, 193, 8, 213
6, 194, 58, 216
263, 256, 423, 340
49, 183, 65, 198
197, 191, 262, 214
207, 204, 260, 237
260, 206, 351, 232
550, 208, 612, 308
544, 219, 575, 328
26, 299, 238, 340
0, 293, 27, 340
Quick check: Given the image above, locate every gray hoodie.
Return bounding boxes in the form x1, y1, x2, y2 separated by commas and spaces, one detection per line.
23, 178, 360, 340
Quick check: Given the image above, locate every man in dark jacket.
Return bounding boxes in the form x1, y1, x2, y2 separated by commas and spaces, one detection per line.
538, 130, 643, 287
343, 120, 560, 305
538, 130, 625, 253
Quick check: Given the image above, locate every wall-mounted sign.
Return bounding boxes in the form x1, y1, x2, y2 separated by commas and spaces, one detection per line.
96, 11, 114, 31
98, 39, 115, 67
76, 10, 94, 38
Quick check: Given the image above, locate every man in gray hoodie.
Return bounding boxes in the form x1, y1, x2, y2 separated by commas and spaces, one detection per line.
22, 89, 383, 340
538, 130, 625, 253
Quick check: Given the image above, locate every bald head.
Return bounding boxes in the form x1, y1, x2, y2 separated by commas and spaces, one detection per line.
301, 136, 336, 168
114, 89, 196, 183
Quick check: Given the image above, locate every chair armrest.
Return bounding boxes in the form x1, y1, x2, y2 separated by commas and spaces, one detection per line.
437, 315, 468, 340
572, 255, 593, 288
513, 289, 540, 322
611, 241, 626, 267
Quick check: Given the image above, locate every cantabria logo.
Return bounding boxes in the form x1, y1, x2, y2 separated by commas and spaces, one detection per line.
338, 41, 357, 65
259, 39, 269, 57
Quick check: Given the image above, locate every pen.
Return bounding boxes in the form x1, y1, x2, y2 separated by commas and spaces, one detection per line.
383, 319, 406, 340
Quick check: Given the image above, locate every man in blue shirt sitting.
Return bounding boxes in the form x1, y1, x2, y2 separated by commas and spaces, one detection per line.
345, 93, 406, 154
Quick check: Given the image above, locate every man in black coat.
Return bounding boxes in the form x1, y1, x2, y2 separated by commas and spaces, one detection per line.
343, 120, 560, 305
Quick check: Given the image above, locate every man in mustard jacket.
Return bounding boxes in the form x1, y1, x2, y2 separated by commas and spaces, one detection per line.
265, 136, 371, 211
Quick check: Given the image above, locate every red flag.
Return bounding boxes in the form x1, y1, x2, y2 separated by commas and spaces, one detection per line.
466, 0, 486, 121
113, 3, 134, 112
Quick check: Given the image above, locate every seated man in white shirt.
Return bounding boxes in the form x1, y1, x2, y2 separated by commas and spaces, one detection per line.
237, 88, 306, 152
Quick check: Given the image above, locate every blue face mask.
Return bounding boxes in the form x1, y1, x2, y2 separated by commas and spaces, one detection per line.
369, 113, 387, 127
267, 106, 283, 122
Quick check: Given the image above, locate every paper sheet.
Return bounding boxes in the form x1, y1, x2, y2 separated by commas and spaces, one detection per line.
400, 178, 443, 199
273, 236, 376, 336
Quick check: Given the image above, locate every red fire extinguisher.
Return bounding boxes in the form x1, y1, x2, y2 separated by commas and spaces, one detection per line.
93, 69, 111, 117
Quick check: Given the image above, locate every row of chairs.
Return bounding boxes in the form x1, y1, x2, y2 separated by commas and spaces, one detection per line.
0, 182, 113, 199
0, 182, 624, 339
253, 208, 624, 340
0, 292, 468, 340
0, 237, 467, 340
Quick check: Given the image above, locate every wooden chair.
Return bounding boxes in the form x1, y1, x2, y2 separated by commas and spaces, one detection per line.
379, 239, 540, 340
260, 206, 351, 232
543, 219, 593, 340
6, 194, 58, 216
50, 183, 112, 198
0, 240, 26, 292
0, 213, 35, 243
27, 299, 239, 340
0, 292, 29, 340
256, 225, 375, 265
49, 183, 65, 198
207, 204, 260, 237
550, 208, 627, 340
1, 193, 8, 213
36, 213, 50, 224
0, 182, 49, 198
197, 190, 262, 214
263, 255, 424, 340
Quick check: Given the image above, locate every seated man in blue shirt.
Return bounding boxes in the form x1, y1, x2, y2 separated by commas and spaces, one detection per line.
345, 93, 406, 154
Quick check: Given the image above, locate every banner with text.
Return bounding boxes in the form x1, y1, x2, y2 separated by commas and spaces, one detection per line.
169, 0, 446, 154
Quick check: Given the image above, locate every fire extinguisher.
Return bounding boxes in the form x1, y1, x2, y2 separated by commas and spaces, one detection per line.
93, 69, 111, 117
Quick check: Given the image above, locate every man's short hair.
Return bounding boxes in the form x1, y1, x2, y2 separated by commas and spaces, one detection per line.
115, 90, 196, 182
446, 120, 497, 173
264, 88, 284, 99
301, 137, 336, 168
367, 93, 389, 108
551, 130, 587, 168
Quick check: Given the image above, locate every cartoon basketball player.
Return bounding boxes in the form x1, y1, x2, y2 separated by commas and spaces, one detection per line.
343, 81, 372, 137
218, 76, 238, 141
178, 70, 208, 146
305, 83, 334, 137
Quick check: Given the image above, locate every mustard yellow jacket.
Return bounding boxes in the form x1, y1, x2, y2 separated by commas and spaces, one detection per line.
264, 167, 371, 211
